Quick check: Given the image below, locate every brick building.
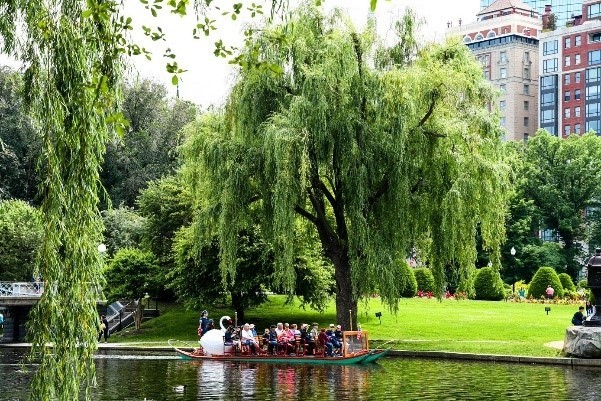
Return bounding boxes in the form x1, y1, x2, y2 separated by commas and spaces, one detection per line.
539, 0, 601, 137
481, 0, 583, 28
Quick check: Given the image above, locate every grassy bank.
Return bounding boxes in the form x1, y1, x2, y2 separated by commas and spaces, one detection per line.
111, 296, 578, 357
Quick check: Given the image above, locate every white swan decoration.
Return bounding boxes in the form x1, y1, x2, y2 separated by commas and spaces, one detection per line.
173, 385, 186, 393
200, 315, 233, 356
219, 315, 232, 332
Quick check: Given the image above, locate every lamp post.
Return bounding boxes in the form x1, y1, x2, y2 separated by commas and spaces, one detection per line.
510, 247, 516, 294
585, 248, 601, 326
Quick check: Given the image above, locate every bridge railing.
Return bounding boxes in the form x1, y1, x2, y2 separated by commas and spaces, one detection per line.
0, 282, 44, 297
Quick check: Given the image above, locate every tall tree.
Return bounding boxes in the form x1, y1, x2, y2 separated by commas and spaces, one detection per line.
521, 131, 601, 278
0, 67, 41, 202
182, 6, 509, 329
101, 79, 197, 207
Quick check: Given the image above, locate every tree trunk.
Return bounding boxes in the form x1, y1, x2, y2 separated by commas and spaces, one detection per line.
332, 250, 357, 331
230, 291, 245, 326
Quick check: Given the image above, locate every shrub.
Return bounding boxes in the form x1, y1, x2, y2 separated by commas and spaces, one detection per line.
577, 279, 588, 289
558, 273, 576, 293
413, 268, 435, 293
396, 261, 418, 297
528, 266, 564, 298
473, 267, 505, 301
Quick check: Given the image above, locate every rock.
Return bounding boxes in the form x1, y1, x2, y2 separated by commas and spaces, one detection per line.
563, 326, 601, 358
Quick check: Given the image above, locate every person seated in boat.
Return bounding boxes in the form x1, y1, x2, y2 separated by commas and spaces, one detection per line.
303, 323, 317, 355
224, 326, 240, 351
291, 323, 301, 337
279, 324, 296, 355
318, 328, 334, 357
267, 325, 278, 354
249, 323, 257, 336
275, 322, 284, 338
241, 323, 259, 355
327, 324, 342, 355
262, 328, 271, 351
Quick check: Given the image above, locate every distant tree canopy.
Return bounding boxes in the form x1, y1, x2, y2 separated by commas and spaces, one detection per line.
182, 5, 509, 329
101, 79, 197, 207
0, 200, 43, 281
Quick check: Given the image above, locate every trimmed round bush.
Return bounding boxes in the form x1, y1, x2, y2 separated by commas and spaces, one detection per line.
528, 266, 564, 299
397, 261, 418, 297
473, 267, 505, 301
414, 268, 435, 292
558, 273, 576, 293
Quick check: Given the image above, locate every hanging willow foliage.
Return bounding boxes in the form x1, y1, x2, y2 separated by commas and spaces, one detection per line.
0, 0, 123, 399
182, 4, 510, 330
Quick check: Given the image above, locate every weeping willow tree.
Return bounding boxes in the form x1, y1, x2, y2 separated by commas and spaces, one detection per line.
0, 0, 123, 399
183, 5, 510, 330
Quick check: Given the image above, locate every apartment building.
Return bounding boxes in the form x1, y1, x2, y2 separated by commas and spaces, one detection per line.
539, 0, 601, 136
481, 0, 583, 27
448, 0, 542, 141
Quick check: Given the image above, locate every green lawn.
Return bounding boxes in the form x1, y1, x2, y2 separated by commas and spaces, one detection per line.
111, 296, 578, 357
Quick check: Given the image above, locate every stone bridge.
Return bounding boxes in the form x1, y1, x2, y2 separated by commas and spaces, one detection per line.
0, 282, 107, 343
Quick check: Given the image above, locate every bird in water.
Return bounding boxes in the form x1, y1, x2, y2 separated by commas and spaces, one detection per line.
173, 385, 186, 393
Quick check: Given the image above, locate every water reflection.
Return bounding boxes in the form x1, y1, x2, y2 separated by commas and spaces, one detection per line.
2, 348, 601, 400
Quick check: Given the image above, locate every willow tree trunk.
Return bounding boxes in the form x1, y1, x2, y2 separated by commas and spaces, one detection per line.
330, 246, 357, 331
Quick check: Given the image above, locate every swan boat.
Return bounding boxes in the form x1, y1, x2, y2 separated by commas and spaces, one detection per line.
169, 316, 388, 365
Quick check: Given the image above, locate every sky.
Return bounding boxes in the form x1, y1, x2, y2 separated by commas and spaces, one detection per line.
0, 1, 481, 107
127, 0, 481, 107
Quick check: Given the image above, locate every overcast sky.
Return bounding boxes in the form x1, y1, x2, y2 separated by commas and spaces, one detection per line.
126, 0, 480, 107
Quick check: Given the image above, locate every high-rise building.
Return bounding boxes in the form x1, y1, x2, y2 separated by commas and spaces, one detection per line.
481, 0, 583, 27
539, 0, 601, 136
449, 0, 542, 141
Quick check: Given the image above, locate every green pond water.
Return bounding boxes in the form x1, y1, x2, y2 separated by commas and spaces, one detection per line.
0, 348, 598, 400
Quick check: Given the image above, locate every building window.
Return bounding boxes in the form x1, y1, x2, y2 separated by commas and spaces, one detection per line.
541, 109, 555, 124
484, 70, 490, 80
592, 32, 601, 43
541, 75, 557, 90
500, 84, 506, 93
499, 51, 507, 62
500, 117, 506, 127
576, 35, 582, 46
487, 31, 496, 38
565, 56, 571, 67
543, 40, 558, 55
587, 102, 600, 117
565, 74, 571, 85
524, 51, 530, 63
589, 3, 601, 19
575, 54, 581, 65
500, 68, 507, 79
523, 84, 529, 95
524, 117, 529, 127
523, 67, 530, 79
565, 125, 571, 136
463, 36, 472, 44
524, 100, 529, 111
589, 50, 601, 66
576, 72, 581, 83
575, 106, 581, 117
565, 91, 571, 101
575, 89, 581, 100
499, 100, 506, 111
542, 92, 555, 106
565, 108, 571, 118
587, 67, 601, 82
565, 37, 571, 49
475, 33, 484, 40
524, 133, 529, 142
575, 124, 581, 134
586, 85, 600, 100
543, 58, 558, 73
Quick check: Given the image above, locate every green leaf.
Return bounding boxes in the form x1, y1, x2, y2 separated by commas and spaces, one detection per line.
370, 0, 377, 12
151, 7, 157, 17
172, 75, 179, 85
82, 10, 93, 18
